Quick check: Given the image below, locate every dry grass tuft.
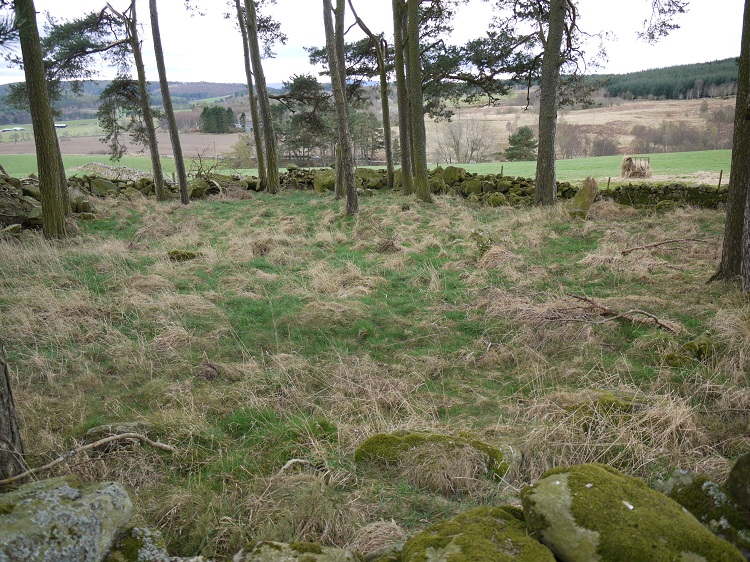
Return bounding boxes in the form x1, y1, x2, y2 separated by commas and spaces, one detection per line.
477, 245, 518, 269
519, 391, 722, 482
346, 520, 405, 557
244, 473, 365, 547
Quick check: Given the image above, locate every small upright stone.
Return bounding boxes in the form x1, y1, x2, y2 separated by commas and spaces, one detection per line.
569, 176, 598, 219
726, 452, 750, 511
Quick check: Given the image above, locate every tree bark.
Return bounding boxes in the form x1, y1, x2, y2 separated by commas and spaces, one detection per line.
392, 0, 413, 195
534, 0, 566, 206
150, 0, 188, 205
0, 341, 25, 482
740, 1, 750, 291
245, 0, 280, 194
347, 0, 394, 188
234, 0, 267, 188
125, 1, 166, 201
406, 0, 430, 202
715, 0, 750, 283
324, 0, 358, 215
15, 0, 68, 238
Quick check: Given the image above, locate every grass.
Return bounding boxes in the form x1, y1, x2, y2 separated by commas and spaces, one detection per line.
0, 188, 748, 560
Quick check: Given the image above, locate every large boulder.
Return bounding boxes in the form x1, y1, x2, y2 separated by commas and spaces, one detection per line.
89, 177, 120, 198
313, 169, 336, 192
400, 506, 555, 562
655, 469, 750, 555
521, 463, 744, 562
188, 179, 211, 199
233, 541, 359, 562
442, 165, 467, 186
355, 168, 385, 190
0, 476, 133, 562
69, 187, 95, 213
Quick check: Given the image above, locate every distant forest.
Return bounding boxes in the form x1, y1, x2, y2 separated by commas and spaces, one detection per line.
0, 58, 740, 125
594, 58, 739, 100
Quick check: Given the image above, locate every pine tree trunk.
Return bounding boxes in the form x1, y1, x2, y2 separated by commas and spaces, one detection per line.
406, 0, 430, 202
150, 0, 188, 205
716, 0, 750, 283
15, 0, 67, 238
534, 0, 565, 206
377, 41, 395, 188
324, 0, 358, 215
740, 1, 750, 291
246, 0, 280, 194
234, 0, 267, 188
0, 341, 25, 481
129, 1, 165, 201
392, 0, 413, 195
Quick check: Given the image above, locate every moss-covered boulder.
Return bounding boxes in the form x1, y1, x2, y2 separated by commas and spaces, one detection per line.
0, 188, 34, 227
461, 179, 483, 197
0, 476, 133, 562
354, 431, 509, 497
727, 453, 750, 514
89, 177, 120, 197
655, 469, 750, 554
233, 541, 360, 562
521, 463, 744, 562
486, 192, 507, 207
401, 506, 555, 562
443, 165, 467, 186
188, 179, 210, 199
681, 333, 716, 361
20, 182, 41, 202
69, 187, 94, 213
569, 176, 598, 219
356, 168, 385, 190
314, 169, 336, 192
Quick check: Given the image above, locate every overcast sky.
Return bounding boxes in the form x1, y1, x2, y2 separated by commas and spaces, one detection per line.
0, 0, 744, 86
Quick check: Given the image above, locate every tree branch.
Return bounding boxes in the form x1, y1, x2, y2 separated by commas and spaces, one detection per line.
0, 433, 176, 487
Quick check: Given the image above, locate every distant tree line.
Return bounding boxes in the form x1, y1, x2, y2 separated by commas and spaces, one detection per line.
597, 58, 739, 100
199, 105, 236, 134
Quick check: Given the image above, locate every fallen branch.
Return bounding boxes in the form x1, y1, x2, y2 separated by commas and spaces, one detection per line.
0, 433, 175, 486
621, 238, 710, 256
566, 293, 680, 334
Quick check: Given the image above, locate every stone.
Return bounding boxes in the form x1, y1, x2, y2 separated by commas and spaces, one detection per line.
569, 176, 598, 219
70, 187, 94, 213
26, 206, 43, 227
313, 169, 336, 192
442, 165, 467, 186
0, 476, 133, 562
233, 541, 359, 562
20, 182, 41, 202
726, 453, 750, 512
122, 186, 144, 201
401, 506, 555, 562
486, 192, 507, 207
521, 463, 744, 562
2, 223, 22, 239
0, 190, 33, 227
655, 469, 750, 555
90, 178, 120, 197
188, 179, 210, 199
355, 168, 385, 190
104, 527, 170, 562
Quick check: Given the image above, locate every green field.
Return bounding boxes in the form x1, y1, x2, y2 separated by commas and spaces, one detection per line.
0, 144, 732, 185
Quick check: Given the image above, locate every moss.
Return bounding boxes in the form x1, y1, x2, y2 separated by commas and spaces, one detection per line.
354, 431, 507, 477
681, 334, 716, 360
0, 501, 14, 515
657, 470, 750, 550
402, 505, 555, 562
522, 463, 745, 562
291, 541, 324, 555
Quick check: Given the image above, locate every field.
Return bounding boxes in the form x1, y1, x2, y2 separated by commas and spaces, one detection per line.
1, 186, 747, 559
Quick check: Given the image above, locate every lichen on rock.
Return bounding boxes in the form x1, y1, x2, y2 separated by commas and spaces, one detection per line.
0, 475, 133, 562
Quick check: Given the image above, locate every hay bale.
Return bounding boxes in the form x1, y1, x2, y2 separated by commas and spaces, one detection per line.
621, 156, 653, 179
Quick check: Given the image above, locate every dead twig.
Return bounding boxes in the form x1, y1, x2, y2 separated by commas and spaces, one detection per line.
0, 433, 175, 486
566, 293, 680, 334
621, 238, 710, 256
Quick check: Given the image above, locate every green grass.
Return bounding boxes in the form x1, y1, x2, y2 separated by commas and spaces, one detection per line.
0, 188, 746, 559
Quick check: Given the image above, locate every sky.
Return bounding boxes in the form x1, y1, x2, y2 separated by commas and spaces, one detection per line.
0, 0, 745, 87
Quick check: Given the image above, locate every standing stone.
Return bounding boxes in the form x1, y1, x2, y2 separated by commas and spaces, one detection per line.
569, 176, 598, 219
